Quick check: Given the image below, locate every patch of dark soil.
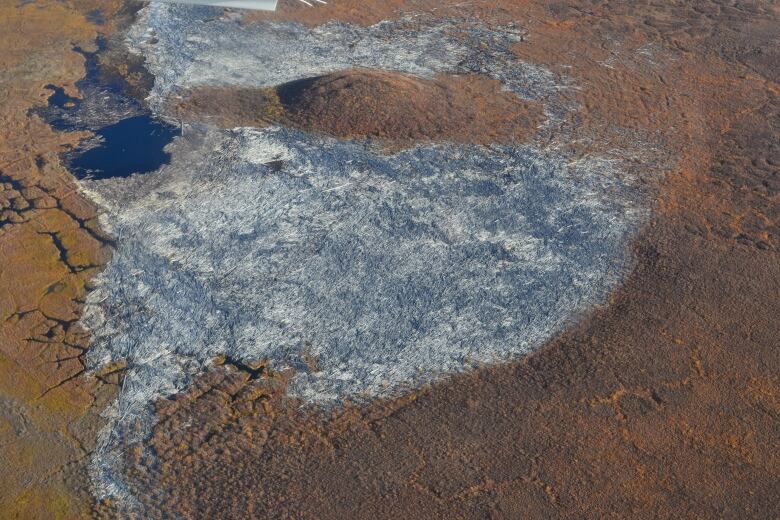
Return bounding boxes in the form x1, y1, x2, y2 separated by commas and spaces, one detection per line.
169, 85, 283, 129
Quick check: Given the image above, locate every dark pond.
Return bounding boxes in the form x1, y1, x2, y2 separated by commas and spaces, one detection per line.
38, 41, 177, 180
67, 115, 179, 180
44, 84, 81, 109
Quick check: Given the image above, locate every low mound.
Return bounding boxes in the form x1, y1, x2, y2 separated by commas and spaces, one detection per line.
171, 69, 544, 147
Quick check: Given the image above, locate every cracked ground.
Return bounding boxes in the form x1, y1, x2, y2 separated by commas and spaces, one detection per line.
1, 0, 779, 518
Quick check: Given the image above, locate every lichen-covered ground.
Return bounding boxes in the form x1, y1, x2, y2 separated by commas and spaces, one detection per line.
1, 1, 778, 518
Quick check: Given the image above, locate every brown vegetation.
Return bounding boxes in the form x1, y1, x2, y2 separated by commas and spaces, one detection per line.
0, 1, 127, 517
125, 1, 780, 518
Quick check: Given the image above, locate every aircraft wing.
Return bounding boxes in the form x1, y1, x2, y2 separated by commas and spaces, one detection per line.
155, 0, 279, 10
